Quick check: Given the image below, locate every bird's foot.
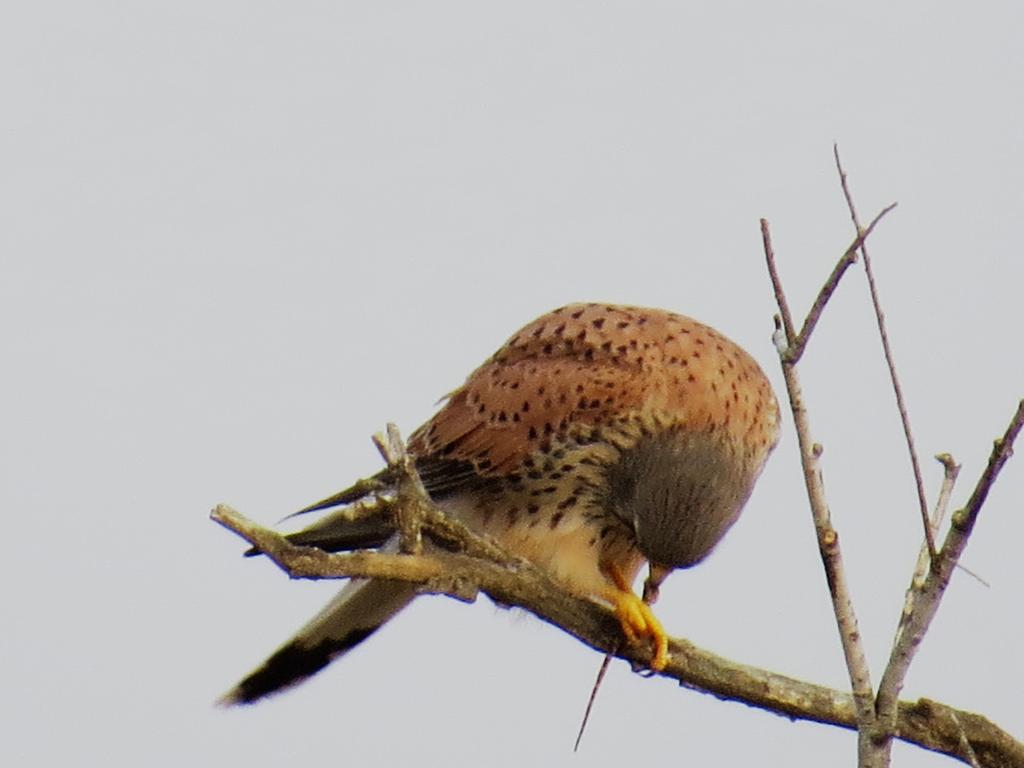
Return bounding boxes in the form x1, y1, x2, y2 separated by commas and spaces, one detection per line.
604, 566, 669, 671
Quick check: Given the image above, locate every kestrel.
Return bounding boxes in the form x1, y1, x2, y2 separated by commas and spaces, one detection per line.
221, 303, 779, 704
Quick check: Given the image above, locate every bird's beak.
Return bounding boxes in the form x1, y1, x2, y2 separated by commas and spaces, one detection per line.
643, 562, 672, 604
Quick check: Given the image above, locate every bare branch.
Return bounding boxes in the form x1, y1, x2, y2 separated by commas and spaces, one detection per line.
833, 145, 935, 560
761, 221, 876, 733
211, 503, 1024, 766
875, 402, 1024, 748
946, 400, 1024, 544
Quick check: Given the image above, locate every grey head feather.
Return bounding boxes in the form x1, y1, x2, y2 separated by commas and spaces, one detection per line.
604, 430, 760, 569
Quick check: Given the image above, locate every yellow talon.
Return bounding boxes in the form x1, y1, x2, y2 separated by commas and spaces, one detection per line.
604, 565, 670, 671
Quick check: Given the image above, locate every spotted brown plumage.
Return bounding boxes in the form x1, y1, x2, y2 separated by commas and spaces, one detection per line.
220, 303, 779, 704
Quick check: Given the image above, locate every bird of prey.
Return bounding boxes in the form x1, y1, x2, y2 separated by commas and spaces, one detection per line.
220, 302, 779, 705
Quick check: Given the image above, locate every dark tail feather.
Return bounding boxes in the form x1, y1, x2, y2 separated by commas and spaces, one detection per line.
285, 473, 390, 521
218, 570, 416, 705
244, 507, 395, 557
244, 472, 393, 557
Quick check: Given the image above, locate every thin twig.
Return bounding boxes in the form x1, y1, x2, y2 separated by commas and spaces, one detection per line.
833, 145, 935, 560
761, 219, 796, 347
945, 399, 1024, 542
953, 562, 991, 589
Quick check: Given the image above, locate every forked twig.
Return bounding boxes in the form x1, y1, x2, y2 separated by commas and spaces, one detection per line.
763, 203, 897, 364
761, 221, 876, 735
791, 203, 897, 363
875, 402, 1024, 748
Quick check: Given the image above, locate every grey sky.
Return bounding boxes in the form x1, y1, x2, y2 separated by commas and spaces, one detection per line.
2, 2, 1021, 766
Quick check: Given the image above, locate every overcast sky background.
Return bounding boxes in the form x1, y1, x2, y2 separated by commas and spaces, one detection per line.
2, 2, 1022, 766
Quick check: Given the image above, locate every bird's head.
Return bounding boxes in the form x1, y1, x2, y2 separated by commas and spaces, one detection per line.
605, 428, 771, 586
